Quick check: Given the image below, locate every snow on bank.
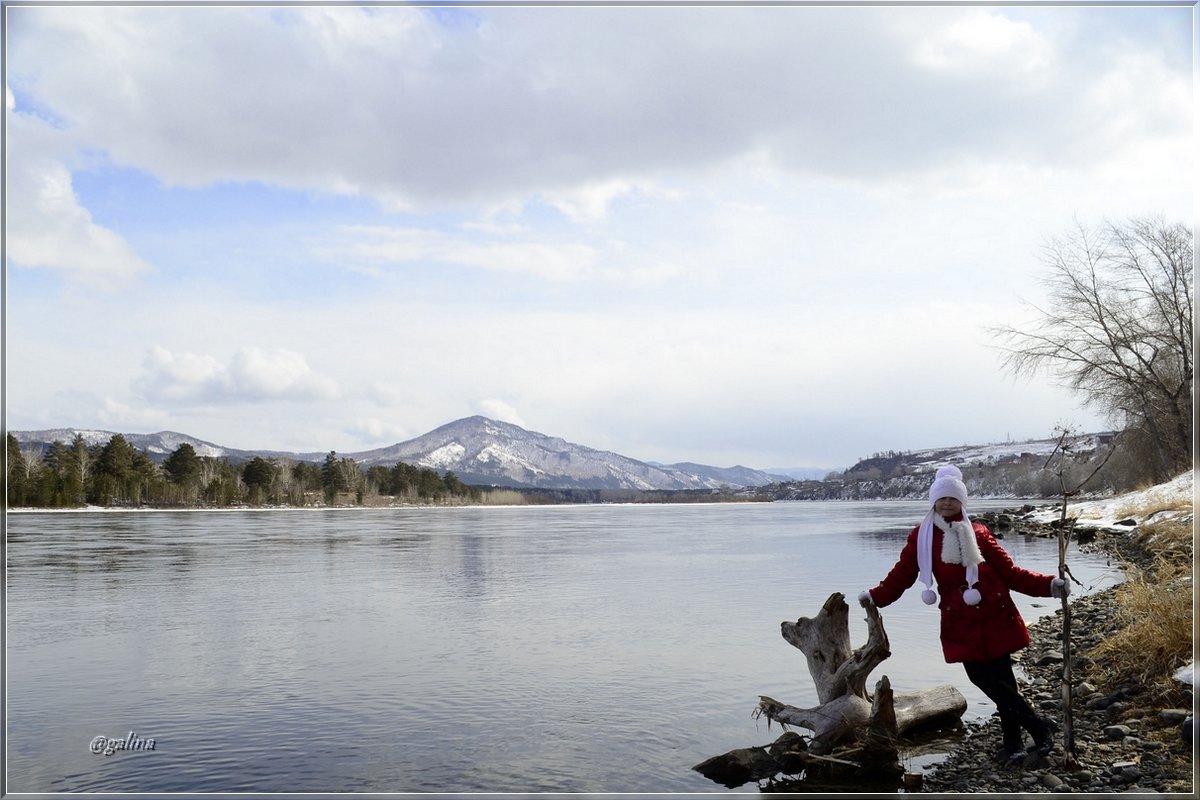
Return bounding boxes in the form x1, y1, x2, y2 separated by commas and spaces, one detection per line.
1024, 471, 1195, 692
1021, 470, 1194, 531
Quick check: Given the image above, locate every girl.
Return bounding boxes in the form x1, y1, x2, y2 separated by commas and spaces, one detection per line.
858, 465, 1069, 763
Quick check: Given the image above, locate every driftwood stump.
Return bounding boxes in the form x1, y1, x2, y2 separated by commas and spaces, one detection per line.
754, 592, 967, 760
695, 592, 967, 787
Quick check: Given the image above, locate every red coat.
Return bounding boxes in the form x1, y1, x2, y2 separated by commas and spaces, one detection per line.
867, 519, 1056, 663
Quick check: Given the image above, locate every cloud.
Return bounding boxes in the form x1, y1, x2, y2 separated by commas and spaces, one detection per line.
6, 5, 1190, 212
136, 346, 340, 404
346, 417, 413, 445
332, 225, 602, 282
4, 111, 153, 287
911, 10, 1052, 76
96, 397, 171, 431
475, 399, 527, 429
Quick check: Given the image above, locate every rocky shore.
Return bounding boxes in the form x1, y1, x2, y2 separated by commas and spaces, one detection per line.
919, 522, 1195, 795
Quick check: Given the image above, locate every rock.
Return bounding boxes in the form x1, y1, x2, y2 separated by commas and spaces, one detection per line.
692, 747, 781, 788
1042, 772, 1065, 789
767, 730, 808, 774
1159, 708, 1189, 725
918, 549, 1195, 797
1034, 651, 1064, 667
1104, 725, 1133, 741
767, 731, 806, 755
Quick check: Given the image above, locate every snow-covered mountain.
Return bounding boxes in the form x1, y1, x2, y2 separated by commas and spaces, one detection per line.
8, 418, 786, 491
342, 416, 785, 490
756, 433, 1118, 501
9, 428, 233, 459
11, 419, 1111, 493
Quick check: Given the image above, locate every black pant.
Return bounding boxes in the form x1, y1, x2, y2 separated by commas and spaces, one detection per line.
963, 654, 1046, 752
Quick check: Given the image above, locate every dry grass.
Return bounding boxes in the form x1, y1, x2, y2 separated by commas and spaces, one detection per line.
1132, 517, 1194, 568
1112, 493, 1194, 520
478, 489, 529, 505
1087, 517, 1194, 703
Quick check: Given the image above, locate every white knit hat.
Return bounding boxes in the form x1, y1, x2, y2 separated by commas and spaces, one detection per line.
928, 466, 968, 507
916, 465, 980, 606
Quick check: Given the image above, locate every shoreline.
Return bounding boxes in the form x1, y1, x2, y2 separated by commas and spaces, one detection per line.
919, 518, 1195, 794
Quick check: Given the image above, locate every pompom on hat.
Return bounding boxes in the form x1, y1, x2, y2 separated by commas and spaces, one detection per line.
916, 465, 981, 606
928, 465, 968, 507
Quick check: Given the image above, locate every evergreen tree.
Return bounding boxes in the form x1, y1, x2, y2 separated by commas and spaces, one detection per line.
130, 449, 161, 505
7, 433, 27, 506
164, 443, 201, 486
65, 434, 92, 505
95, 434, 136, 505
242, 457, 277, 504
42, 440, 71, 506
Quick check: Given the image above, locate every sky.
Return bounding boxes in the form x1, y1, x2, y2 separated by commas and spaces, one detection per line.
3, 3, 1195, 471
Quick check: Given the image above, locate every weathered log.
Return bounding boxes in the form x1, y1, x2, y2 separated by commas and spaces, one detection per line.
759, 592, 966, 755
780, 591, 890, 702
695, 592, 967, 787
757, 684, 967, 750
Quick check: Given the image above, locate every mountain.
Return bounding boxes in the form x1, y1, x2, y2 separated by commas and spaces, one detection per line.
8, 417, 785, 491
751, 433, 1118, 500
10, 428, 236, 460
340, 416, 785, 490
765, 466, 837, 480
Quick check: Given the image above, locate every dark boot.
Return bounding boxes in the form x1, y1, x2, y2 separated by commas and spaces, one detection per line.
1030, 715, 1057, 757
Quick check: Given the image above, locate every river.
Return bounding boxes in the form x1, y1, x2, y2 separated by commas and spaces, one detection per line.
4, 501, 1121, 793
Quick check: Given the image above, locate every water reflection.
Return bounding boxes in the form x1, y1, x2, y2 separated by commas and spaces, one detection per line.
5, 503, 1121, 793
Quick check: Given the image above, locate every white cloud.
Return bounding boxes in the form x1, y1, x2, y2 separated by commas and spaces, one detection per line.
4, 113, 152, 287
911, 10, 1052, 76
96, 397, 171, 431
475, 398, 527, 429
346, 417, 413, 445
541, 179, 639, 224
136, 346, 340, 404
7, 5, 1189, 210
330, 224, 602, 282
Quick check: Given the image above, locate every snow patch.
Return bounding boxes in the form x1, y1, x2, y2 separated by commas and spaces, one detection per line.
475, 444, 544, 475
1174, 662, 1195, 686
1022, 470, 1193, 530
418, 442, 466, 470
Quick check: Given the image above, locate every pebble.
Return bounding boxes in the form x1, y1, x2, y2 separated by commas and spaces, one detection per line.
919, 529, 1195, 794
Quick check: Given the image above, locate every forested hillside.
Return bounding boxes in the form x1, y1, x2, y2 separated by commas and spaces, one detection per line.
5, 433, 478, 508
747, 433, 1134, 501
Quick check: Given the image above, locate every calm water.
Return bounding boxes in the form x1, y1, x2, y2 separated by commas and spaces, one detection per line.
4, 501, 1122, 793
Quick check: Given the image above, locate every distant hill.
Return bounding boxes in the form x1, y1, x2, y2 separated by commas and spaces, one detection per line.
8, 421, 1114, 496
8, 417, 789, 491
325, 416, 789, 491
749, 434, 1117, 500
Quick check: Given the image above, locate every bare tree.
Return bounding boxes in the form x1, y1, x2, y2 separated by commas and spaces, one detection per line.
994, 216, 1193, 482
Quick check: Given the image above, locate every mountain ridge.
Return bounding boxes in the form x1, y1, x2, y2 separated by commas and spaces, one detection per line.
8, 416, 793, 491
9, 418, 1110, 494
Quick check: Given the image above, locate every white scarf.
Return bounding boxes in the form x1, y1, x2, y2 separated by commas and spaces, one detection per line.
916, 511, 983, 605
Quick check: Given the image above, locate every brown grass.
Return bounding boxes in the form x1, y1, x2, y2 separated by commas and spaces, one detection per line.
1087, 517, 1194, 703
1112, 494, 1194, 521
